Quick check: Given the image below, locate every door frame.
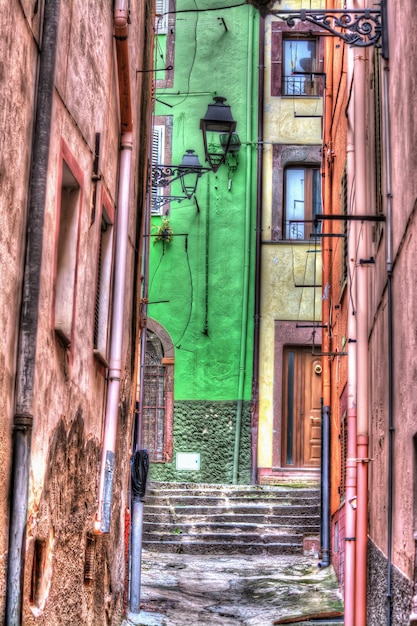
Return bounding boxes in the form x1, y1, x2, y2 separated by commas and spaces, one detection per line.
272, 321, 322, 469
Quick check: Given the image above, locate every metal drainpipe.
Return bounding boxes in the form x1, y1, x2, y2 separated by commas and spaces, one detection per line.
381, 30, 394, 625
319, 19, 334, 569
352, 2, 370, 620
6, 2, 61, 624
344, 42, 358, 626
95, 0, 133, 534
129, 99, 154, 618
250, 14, 265, 485
232, 6, 254, 485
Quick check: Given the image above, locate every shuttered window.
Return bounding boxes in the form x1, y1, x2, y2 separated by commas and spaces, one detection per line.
155, 0, 168, 33
93, 201, 114, 363
151, 125, 165, 215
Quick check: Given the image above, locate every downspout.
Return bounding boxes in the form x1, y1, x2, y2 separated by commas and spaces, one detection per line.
6, 2, 61, 624
129, 88, 154, 619
352, 0, 370, 621
250, 14, 265, 485
232, 6, 255, 485
344, 45, 357, 626
95, 0, 133, 534
381, 15, 394, 623
319, 22, 334, 570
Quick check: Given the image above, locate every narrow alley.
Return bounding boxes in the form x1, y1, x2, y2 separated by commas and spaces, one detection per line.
124, 550, 343, 626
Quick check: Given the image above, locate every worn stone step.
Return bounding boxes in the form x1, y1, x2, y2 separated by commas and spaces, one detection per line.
143, 512, 320, 526
142, 539, 304, 555
143, 528, 305, 543
143, 521, 319, 535
142, 481, 321, 557
144, 503, 320, 514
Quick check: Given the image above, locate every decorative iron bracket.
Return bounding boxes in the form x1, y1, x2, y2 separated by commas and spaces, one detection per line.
151, 164, 210, 189
271, 9, 382, 48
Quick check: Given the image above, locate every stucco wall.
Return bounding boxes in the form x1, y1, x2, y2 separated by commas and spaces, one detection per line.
1, 0, 152, 622
366, 0, 417, 586
0, 0, 43, 615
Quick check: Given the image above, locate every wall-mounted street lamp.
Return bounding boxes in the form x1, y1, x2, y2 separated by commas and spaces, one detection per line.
200, 97, 239, 173
152, 150, 210, 209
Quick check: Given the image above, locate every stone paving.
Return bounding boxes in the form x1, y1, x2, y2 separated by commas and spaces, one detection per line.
122, 549, 344, 626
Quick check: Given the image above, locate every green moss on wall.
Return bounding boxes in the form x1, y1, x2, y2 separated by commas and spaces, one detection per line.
149, 400, 251, 484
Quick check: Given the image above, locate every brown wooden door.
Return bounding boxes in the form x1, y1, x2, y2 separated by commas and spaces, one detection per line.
282, 347, 322, 468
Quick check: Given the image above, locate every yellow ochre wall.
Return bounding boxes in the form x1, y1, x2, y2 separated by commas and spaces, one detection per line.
258, 0, 324, 469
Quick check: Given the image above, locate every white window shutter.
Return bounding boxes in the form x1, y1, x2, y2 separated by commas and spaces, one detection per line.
155, 0, 168, 34
151, 126, 165, 214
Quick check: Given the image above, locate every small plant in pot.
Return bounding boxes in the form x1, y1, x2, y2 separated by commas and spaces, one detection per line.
153, 217, 173, 245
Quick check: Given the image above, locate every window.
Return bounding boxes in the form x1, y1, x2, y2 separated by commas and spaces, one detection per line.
283, 38, 319, 96
271, 22, 324, 97
155, 0, 168, 33
141, 321, 174, 462
284, 166, 321, 240
151, 125, 165, 215
93, 194, 114, 363
54, 154, 83, 346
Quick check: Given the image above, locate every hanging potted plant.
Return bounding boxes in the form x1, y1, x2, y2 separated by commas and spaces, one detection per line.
153, 217, 173, 245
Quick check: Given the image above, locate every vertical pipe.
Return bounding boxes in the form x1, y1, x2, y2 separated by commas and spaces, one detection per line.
129, 69, 154, 616
382, 51, 394, 626
129, 500, 144, 613
320, 7, 333, 568
320, 404, 331, 568
353, 30, 369, 626
250, 14, 265, 485
6, 1, 61, 623
96, 131, 133, 533
344, 45, 357, 626
232, 6, 255, 484
95, 0, 133, 533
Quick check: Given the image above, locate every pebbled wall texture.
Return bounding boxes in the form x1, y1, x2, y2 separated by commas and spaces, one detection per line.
150, 401, 252, 485
367, 540, 413, 626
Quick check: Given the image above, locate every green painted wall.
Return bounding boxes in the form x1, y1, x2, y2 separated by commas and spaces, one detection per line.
148, 2, 259, 482
150, 1, 258, 401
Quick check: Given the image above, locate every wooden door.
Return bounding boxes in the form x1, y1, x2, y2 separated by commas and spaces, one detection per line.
282, 347, 322, 468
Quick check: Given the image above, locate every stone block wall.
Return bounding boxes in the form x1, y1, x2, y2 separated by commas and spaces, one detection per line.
149, 400, 252, 484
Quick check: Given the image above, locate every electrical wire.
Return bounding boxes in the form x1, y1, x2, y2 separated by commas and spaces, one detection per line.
163, 2, 247, 15
174, 235, 194, 348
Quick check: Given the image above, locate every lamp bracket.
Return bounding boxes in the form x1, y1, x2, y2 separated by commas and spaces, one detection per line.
151, 195, 193, 209
270, 9, 382, 48
152, 164, 210, 188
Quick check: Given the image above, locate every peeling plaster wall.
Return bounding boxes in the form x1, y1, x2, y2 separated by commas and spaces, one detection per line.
366, 0, 417, 589
0, 0, 42, 616
0, 0, 152, 623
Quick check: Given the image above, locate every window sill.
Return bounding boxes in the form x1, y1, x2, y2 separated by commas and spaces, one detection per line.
93, 349, 109, 368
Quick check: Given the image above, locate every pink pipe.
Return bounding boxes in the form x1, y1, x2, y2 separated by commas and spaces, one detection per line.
352, 0, 370, 619
95, 0, 133, 533
344, 110, 357, 626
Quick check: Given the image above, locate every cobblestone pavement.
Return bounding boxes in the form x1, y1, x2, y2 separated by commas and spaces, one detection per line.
122, 549, 344, 626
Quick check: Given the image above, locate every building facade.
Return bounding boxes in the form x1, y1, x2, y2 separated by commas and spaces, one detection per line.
322, 0, 417, 624
146, 0, 259, 485
0, 1, 153, 624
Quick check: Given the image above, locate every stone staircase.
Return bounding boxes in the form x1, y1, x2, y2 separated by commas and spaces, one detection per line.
142, 481, 321, 556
